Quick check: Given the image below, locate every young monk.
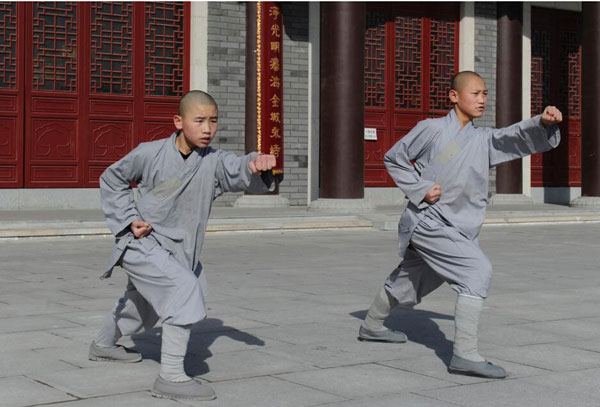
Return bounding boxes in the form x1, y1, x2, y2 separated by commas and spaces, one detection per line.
358, 71, 562, 379
89, 90, 277, 400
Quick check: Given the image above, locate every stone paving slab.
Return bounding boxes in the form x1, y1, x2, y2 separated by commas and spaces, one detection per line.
46, 392, 182, 407
179, 376, 345, 407
416, 378, 600, 407
0, 331, 76, 352
317, 393, 462, 407
523, 368, 600, 400
194, 349, 317, 382
30, 362, 159, 398
276, 364, 454, 399
0, 376, 76, 407
486, 343, 600, 372
0, 314, 82, 334
1, 224, 600, 406
0, 349, 77, 377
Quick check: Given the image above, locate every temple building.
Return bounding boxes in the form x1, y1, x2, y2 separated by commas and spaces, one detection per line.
0, 2, 598, 209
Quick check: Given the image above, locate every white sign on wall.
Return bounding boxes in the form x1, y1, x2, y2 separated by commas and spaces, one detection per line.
364, 128, 377, 141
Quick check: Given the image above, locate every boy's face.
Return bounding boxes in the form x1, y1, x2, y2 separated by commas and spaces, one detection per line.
173, 103, 218, 149
449, 76, 487, 120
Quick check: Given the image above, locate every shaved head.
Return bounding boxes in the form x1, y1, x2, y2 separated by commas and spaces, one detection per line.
178, 90, 218, 117
451, 71, 484, 92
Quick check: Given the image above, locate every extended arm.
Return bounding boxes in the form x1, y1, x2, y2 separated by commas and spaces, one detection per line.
215, 151, 276, 196
489, 106, 562, 167
384, 120, 440, 208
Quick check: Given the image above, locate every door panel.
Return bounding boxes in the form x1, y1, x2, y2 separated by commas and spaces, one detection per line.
364, 3, 459, 187
531, 7, 581, 188
0, 2, 23, 187
5, 1, 190, 188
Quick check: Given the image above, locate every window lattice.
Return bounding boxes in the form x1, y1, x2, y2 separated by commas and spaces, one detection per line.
364, 11, 386, 108
91, 2, 133, 94
33, 2, 78, 92
531, 29, 552, 116
560, 30, 581, 118
145, 2, 184, 97
429, 18, 456, 112
395, 16, 422, 110
0, 2, 17, 89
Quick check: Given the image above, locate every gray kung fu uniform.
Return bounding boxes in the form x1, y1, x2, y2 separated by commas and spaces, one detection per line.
100, 132, 272, 330
384, 109, 560, 302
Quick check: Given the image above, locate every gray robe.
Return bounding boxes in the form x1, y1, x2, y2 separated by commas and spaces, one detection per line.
100, 131, 272, 326
384, 109, 560, 300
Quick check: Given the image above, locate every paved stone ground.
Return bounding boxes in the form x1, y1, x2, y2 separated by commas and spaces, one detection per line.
1, 223, 600, 406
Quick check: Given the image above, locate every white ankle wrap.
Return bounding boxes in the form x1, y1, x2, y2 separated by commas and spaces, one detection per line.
160, 324, 192, 382
453, 294, 485, 362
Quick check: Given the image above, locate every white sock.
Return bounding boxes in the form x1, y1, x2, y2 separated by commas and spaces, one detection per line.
160, 324, 192, 383
95, 313, 122, 348
362, 286, 398, 331
453, 295, 485, 362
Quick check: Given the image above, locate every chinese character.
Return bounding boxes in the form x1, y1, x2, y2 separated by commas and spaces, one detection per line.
270, 112, 281, 123
269, 6, 280, 19
270, 41, 281, 53
270, 127, 281, 139
269, 57, 280, 72
269, 75, 281, 89
271, 24, 281, 38
270, 144, 281, 157
270, 94, 280, 108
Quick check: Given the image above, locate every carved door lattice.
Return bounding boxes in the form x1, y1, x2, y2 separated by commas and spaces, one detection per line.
0, 2, 189, 188
91, 2, 133, 95
145, 2, 185, 97
32, 2, 78, 92
531, 7, 581, 188
364, 3, 459, 187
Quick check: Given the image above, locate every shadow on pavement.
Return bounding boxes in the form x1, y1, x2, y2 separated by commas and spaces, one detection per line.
130, 318, 265, 376
351, 308, 454, 365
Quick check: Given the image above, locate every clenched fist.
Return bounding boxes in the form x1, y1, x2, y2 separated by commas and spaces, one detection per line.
130, 220, 152, 239
425, 184, 442, 204
541, 106, 563, 126
249, 154, 276, 174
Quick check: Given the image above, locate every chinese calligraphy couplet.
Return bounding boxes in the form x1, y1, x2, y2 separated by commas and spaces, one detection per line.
257, 1, 284, 181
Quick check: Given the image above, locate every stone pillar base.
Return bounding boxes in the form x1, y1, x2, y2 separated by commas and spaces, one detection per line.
488, 193, 534, 205
308, 198, 374, 212
570, 196, 600, 209
233, 194, 290, 208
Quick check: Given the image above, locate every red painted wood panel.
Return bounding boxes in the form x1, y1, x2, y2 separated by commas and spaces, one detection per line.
531, 7, 581, 188
364, 3, 459, 187
0, 2, 23, 187
6, 1, 190, 188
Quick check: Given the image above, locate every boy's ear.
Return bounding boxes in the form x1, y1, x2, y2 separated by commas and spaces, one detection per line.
173, 115, 183, 129
449, 89, 459, 104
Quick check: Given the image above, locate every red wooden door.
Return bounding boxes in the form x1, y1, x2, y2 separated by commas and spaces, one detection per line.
364, 3, 459, 187
14, 1, 189, 188
0, 2, 24, 188
531, 7, 581, 188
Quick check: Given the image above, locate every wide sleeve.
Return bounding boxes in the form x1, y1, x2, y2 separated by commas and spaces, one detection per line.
488, 115, 560, 167
99, 145, 145, 237
214, 151, 274, 196
384, 120, 438, 209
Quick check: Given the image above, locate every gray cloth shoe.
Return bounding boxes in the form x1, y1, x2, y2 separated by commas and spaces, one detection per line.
357, 325, 407, 343
448, 355, 507, 379
151, 376, 216, 400
88, 341, 142, 363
